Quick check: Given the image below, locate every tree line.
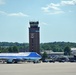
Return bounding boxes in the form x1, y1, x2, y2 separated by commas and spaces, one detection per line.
40, 42, 76, 52
0, 42, 76, 53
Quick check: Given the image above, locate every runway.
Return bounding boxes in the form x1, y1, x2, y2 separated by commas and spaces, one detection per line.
0, 62, 76, 75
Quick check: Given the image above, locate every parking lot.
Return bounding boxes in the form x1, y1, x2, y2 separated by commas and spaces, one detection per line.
0, 62, 76, 75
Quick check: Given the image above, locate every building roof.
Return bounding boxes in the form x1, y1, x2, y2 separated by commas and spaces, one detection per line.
41, 50, 64, 55
71, 48, 76, 51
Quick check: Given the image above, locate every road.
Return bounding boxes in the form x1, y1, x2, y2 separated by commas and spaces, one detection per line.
0, 62, 76, 75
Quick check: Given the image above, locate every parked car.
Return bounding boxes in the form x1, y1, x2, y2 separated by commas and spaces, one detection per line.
57, 57, 68, 62
49, 59, 55, 63
69, 57, 76, 62
42, 59, 48, 63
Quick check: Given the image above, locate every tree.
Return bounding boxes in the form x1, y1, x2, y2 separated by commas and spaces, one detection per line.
8, 46, 19, 53
42, 52, 48, 61
64, 46, 71, 55
8, 47, 13, 53
12, 46, 19, 53
0, 46, 1, 53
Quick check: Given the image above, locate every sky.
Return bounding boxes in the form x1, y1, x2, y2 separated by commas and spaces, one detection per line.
0, 0, 76, 43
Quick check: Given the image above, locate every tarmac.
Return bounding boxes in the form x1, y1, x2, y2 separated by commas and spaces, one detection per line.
0, 62, 76, 75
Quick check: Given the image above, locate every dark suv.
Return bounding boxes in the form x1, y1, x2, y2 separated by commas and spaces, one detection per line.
49, 59, 55, 63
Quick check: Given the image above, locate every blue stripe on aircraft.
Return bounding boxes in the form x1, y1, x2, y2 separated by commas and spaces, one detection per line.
27, 52, 41, 57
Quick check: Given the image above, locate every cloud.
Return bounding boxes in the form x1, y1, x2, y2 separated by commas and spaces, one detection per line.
41, 0, 76, 15
8, 12, 29, 17
0, 11, 29, 17
41, 3, 64, 14
42, 7, 49, 13
0, 11, 7, 14
61, 0, 76, 6
0, 0, 5, 5
47, 3, 60, 11
42, 3, 60, 12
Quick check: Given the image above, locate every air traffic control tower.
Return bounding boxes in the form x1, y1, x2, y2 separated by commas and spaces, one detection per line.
29, 21, 40, 54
